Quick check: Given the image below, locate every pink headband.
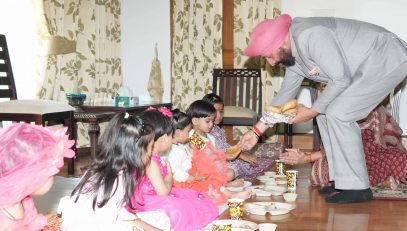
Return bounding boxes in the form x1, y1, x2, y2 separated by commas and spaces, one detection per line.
244, 14, 292, 57
0, 123, 75, 207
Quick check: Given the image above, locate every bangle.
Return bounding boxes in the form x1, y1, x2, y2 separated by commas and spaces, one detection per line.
250, 129, 260, 139
307, 152, 312, 163
252, 125, 263, 136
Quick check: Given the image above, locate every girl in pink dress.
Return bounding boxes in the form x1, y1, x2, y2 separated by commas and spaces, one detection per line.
60, 113, 167, 231
127, 107, 218, 231
0, 123, 75, 231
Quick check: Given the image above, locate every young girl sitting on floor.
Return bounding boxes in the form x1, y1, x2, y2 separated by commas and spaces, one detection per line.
181, 100, 251, 204
126, 107, 218, 231
202, 93, 281, 181
59, 113, 168, 230
0, 123, 74, 231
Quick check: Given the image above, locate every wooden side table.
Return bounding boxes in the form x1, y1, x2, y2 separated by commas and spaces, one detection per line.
70, 102, 172, 175
71, 111, 116, 175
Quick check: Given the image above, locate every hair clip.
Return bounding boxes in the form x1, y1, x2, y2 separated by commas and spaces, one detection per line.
145, 106, 172, 118
146, 106, 156, 112
124, 112, 130, 119
158, 107, 173, 118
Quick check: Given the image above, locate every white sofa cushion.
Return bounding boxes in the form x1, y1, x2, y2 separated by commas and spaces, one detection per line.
0, 100, 74, 114
224, 105, 258, 118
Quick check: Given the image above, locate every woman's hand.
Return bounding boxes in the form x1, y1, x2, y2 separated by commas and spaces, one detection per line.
225, 151, 240, 160
288, 105, 318, 124
239, 130, 258, 150
239, 152, 257, 165
280, 148, 308, 165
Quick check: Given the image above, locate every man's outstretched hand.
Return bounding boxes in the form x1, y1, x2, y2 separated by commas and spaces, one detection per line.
288, 105, 318, 124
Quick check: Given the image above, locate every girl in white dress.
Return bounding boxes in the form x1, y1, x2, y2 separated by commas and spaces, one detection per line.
58, 113, 170, 231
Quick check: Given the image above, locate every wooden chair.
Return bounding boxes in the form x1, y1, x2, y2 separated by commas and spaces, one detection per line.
285, 80, 321, 151
212, 68, 322, 150
0, 34, 76, 175
212, 68, 262, 126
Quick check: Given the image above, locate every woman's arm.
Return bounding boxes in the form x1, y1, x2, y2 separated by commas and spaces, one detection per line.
280, 148, 323, 165
240, 121, 269, 150
239, 152, 257, 164
146, 161, 172, 196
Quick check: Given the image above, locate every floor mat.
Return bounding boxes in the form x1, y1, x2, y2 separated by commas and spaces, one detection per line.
371, 182, 407, 200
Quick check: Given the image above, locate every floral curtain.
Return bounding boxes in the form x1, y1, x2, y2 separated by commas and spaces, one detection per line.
171, 0, 223, 111
233, 0, 282, 141
35, 0, 121, 147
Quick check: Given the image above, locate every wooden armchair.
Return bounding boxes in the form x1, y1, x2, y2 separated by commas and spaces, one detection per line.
212, 68, 262, 126
0, 34, 76, 175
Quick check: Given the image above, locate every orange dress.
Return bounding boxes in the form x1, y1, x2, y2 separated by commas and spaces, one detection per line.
174, 133, 228, 205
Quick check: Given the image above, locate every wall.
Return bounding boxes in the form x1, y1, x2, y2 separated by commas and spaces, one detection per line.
121, 0, 171, 103
282, 0, 407, 133
0, 0, 37, 100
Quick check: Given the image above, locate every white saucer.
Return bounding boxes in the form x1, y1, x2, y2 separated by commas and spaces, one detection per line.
227, 181, 252, 192
270, 191, 284, 196
245, 202, 295, 216
247, 185, 264, 194
255, 190, 272, 197
264, 185, 287, 193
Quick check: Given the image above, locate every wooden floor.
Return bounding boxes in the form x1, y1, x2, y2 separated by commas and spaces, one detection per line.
60, 135, 407, 231
235, 164, 407, 231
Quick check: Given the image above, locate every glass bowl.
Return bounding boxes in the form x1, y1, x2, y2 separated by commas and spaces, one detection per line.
66, 93, 86, 107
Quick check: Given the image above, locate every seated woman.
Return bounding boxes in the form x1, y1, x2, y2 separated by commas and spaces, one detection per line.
202, 93, 281, 181
281, 106, 407, 190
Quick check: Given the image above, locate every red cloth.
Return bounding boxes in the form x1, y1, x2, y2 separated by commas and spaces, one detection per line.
364, 129, 407, 185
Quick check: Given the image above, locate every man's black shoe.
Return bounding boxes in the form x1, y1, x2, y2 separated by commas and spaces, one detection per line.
325, 188, 373, 204
318, 184, 337, 195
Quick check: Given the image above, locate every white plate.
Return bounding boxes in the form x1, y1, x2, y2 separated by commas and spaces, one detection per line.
264, 185, 287, 193
265, 181, 277, 186
227, 181, 252, 192
247, 185, 264, 194
264, 171, 277, 176
276, 180, 288, 185
202, 219, 258, 231
256, 175, 273, 181
245, 202, 295, 216
255, 190, 272, 197
270, 191, 284, 196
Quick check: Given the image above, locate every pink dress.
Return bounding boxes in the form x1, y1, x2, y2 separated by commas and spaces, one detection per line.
127, 155, 218, 231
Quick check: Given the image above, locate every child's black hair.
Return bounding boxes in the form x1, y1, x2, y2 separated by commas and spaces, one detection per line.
186, 99, 216, 119
142, 108, 173, 141
171, 109, 191, 131
202, 93, 224, 106
72, 113, 154, 211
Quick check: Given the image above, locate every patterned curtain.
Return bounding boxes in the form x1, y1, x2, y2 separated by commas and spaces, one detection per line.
35, 0, 121, 147
233, 0, 282, 141
171, 0, 223, 111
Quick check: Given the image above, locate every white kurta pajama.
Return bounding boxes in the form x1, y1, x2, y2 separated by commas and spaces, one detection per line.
272, 17, 407, 190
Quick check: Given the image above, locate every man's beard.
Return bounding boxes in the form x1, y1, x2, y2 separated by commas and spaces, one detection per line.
277, 48, 295, 67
